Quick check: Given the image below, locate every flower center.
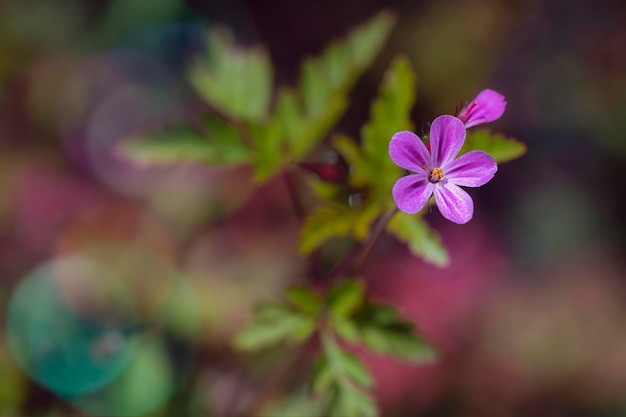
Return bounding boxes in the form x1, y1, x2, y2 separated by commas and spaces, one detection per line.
429, 167, 444, 183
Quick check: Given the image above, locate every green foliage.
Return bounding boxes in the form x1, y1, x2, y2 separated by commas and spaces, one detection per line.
286, 286, 322, 316
120, 12, 395, 182
336, 55, 415, 192
353, 303, 437, 362
235, 278, 436, 416
327, 279, 365, 317
120, 117, 250, 166
459, 129, 527, 163
189, 29, 272, 122
299, 195, 383, 254
323, 279, 436, 363
300, 56, 416, 255
251, 12, 395, 181
387, 211, 449, 267
233, 303, 315, 351
314, 333, 377, 417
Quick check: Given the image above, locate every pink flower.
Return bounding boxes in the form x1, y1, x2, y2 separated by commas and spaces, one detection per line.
389, 115, 497, 224
457, 89, 506, 128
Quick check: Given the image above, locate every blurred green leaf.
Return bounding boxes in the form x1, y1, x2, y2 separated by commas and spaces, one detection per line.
331, 382, 378, 417
387, 211, 449, 267
247, 117, 285, 181
317, 334, 377, 417
327, 279, 365, 317
120, 117, 250, 166
312, 355, 334, 395
336, 55, 415, 192
322, 335, 372, 388
354, 303, 437, 362
189, 29, 272, 122
299, 12, 395, 120
250, 12, 395, 181
299, 205, 354, 254
286, 286, 321, 316
330, 314, 361, 343
459, 129, 527, 163
233, 302, 315, 351
300, 56, 416, 254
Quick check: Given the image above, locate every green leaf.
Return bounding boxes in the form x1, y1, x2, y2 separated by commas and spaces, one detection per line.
272, 11, 395, 174
331, 314, 361, 343
189, 28, 272, 122
233, 303, 314, 351
312, 356, 334, 395
337, 55, 415, 192
247, 117, 285, 181
299, 12, 395, 120
321, 335, 372, 388
245, 12, 395, 182
361, 55, 416, 163
119, 117, 250, 166
299, 205, 354, 254
298, 191, 388, 254
327, 279, 365, 317
286, 286, 321, 316
354, 303, 437, 363
360, 325, 436, 362
331, 382, 378, 417
315, 333, 378, 417
459, 129, 527, 163
387, 211, 449, 267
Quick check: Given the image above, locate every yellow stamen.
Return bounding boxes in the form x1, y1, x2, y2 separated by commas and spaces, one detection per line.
429, 167, 444, 183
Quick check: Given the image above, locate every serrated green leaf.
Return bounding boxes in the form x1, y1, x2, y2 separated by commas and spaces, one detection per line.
317, 333, 378, 417
299, 195, 389, 254
299, 205, 353, 254
312, 356, 334, 395
328, 280, 365, 317
331, 314, 361, 343
233, 303, 313, 351
189, 29, 272, 122
247, 117, 284, 181
331, 382, 378, 417
340, 352, 373, 388
354, 303, 437, 363
286, 286, 321, 316
360, 325, 437, 362
361, 55, 415, 159
299, 12, 394, 120
339, 55, 415, 192
387, 211, 449, 267
321, 335, 372, 388
459, 129, 527, 163
120, 117, 250, 166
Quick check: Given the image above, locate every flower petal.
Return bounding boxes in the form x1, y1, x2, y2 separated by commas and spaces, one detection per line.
461, 89, 507, 128
428, 115, 466, 167
389, 131, 430, 173
444, 151, 497, 187
392, 174, 434, 214
433, 183, 474, 224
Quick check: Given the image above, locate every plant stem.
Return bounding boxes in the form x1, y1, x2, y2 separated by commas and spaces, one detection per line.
350, 206, 398, 275
325, 206, 398, 282
282, 168, 305, 221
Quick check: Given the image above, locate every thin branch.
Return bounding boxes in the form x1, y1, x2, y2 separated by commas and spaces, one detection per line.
350, 206, 398, 275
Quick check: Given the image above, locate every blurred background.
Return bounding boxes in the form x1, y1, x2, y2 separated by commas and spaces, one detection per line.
1, 0, 625, 416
